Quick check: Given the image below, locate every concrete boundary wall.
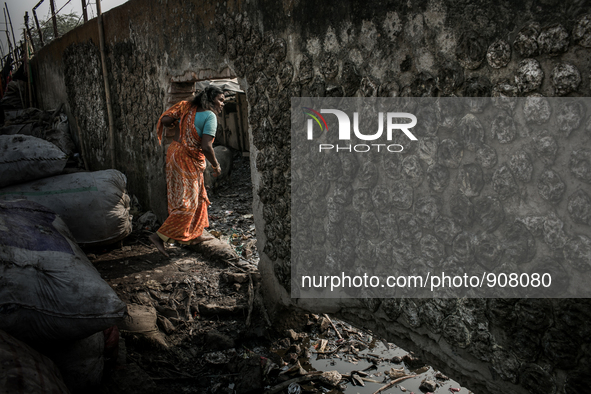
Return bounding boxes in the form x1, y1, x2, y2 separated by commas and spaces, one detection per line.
32, 1, 591, 393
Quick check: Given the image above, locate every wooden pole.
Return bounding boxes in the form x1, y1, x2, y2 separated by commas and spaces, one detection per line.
96, 0, 116, 168
49, 0, 58, 39
32, 0, 45, 47
81, 0, 88, 22
24, 12, 35, 52
3, 8, 13, 55
4, 3, 16, 60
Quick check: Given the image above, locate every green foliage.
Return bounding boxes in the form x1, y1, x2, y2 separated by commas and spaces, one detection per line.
24, 12, 80, 49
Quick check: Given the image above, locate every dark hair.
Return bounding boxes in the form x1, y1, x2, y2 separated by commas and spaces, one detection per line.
191, 86, 224, 110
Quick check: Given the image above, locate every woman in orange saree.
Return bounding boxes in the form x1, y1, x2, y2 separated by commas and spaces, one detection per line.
149, 86, 225, 257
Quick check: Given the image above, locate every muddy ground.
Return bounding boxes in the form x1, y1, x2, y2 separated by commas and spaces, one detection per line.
85, 154, 470, 394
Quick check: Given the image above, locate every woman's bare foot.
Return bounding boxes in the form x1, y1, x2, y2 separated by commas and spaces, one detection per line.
149, 233, 169, 257
190, 234, 214, 245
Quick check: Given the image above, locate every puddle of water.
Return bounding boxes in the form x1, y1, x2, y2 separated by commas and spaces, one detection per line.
302, 338, 472, 394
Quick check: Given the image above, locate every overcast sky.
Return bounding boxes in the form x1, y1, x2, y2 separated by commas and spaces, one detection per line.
1, 0, 128, 60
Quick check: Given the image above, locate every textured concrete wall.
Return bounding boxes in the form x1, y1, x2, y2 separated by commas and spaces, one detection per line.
31, 1, 591, 393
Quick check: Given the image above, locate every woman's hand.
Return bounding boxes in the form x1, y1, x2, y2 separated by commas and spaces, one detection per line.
161, 116, 177, 128
212, 165, 222, 177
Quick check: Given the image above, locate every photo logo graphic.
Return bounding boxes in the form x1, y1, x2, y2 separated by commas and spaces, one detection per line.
303, 107, 418, 153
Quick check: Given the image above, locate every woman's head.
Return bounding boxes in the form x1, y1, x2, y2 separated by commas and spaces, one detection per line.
192, 85, 225, 114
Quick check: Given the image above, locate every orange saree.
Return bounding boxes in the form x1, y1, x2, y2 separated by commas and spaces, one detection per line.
155, 101, 210, 243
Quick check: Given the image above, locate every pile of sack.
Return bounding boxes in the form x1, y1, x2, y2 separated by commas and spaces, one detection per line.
0, 108, 133, 393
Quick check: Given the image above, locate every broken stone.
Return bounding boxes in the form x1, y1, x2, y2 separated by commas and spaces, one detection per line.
414, 195, 442, 228
419, 301, 445, 333
543, 215, 568, 250
557, 100, 585, 136
515, 59, 544, 93
516, 216, 546, 237
442, 315, 470, 348
504, 221, 536, 265
391, 238, 415, 268
476, 144, 498, 169
456, 30, 487, 70
415, 105, 439, 137
433, 216, 462, 245
537, 169, 566, 204
398, 213, 422, 245
491, 350, 520, 384
298, 55, 314, 85
492, 165, 518, 199
410, 72, 438, 98
438, 139, 463, 168
568, 189, 591, 226
378, 79, 400, 97
513, 23, 540, 57
570, 149, 591, 184
450, 192, 474, 228
402, 155, 424, 187
419, 379, 437, 392
509, 150, 533, 183
492, 81, 518, 113
474, 195, 505, 232
420, 235, 445, 267
341, 154, 360, 180
361, 211, 380, 239
279, 61, 294, 87
418, 136, 439, 166
573, 14, 591, 47
552, 63, 581, 96
463, 79, 491, 113
391, 180, 414, 210
320, 371, 342, 386
563, 234, 591, 271
475, 232, 503, 270
286, 329, 300, 342
372, 185, 393, 213
491, 112, 517, 144
381, 154, 401, 180
533, 134, 558, 165
452, 231, 475, 264
538, 23, 569, 56
360, 76, 379, 97
402, 353, 423, 368
357, 160, 379, 189
427, 164, 450, 193
458, 163, 484, 197
458, 114, 484, 151
352, 189, 373, 212
486, 39, 511, 69
341, 61, 362, 96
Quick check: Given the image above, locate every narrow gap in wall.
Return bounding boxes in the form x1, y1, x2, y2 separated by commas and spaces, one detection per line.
166, 74, 256, 262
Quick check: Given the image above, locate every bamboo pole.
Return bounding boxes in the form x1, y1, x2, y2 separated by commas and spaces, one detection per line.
49, 0, 58, 39
24, 12, 35, 52
32, 0, 45, 47
81, 0, 88, 22
3, 9, 13, 55
96, 0, 116, 168
4, 3, 16, 60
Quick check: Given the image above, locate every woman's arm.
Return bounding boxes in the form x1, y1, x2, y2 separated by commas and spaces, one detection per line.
161, 115, 177, 128
201, 134, 222, 177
